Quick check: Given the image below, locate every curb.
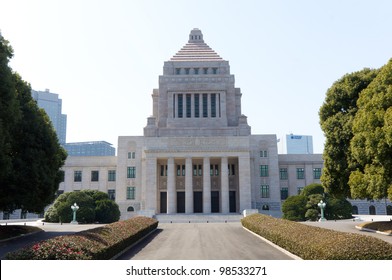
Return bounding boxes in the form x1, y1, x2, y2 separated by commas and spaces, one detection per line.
242, 226, 302, 260
355, 226, 392, 236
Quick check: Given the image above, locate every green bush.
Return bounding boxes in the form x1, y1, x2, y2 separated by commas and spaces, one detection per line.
57, 191, 95, 223
282, 195, 307, 221
301, 183, 324, 197
95, 199, 120, 224
242, 214, 392, 260
305, 209, 319, 221
44, 205, 59, 223
6, 216, 158, 260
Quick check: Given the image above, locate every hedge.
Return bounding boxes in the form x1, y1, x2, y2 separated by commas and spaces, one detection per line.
6, 216, 158, 260
242, 214, 392, 260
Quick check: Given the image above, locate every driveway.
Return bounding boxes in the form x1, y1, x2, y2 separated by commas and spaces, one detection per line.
118, 222, 294, 260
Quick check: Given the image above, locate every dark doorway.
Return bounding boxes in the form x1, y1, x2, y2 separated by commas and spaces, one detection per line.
369, 205, 376, 215
229, 191, 236, 213
211, 191, 220, 213
352, 205, 358, 215
387, 205, 392, 215
177, 191, 185, 213
194, 191, 203, 213
160, 192, 167, 213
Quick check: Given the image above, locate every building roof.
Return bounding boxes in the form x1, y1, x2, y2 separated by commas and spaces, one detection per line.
170, 28, 223, 61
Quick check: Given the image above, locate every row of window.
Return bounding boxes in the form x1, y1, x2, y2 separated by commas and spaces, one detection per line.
259, 166, 322, 180
160, 164, 236, 177
74, 170, 117, 182
175, 67, 219, 75
259, 186, 304, 199
174, 93, 220, 119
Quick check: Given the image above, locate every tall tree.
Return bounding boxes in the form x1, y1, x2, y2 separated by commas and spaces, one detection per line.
319, 68, 379, 198
349, 59, 392, 200
0, 34, 67, 213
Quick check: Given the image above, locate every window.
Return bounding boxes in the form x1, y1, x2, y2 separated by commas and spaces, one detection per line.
186, 94, 191, 118
194, 94, 200, 118
108, 189, 115, 200
91, 171, 99, 182
202, 94, 208, 117
59, 170, 65, 182
297, 187, 304, 195
212, 67, 218, 74
193, 165, 203, 176
74, 171, 82, 182
127, 206, 135, 212
260, 185, 270, 198
108, 170, 116, 181
211, 93, 216, 117
260, 150, 268, 157
177, 165, 185, 176
260, 165, 269, 177
198, 165, 202, 176
279, 168, 288, 180
20, 210, 27, 219
175, 68, 181, 75
369, 205, 376, 215
194, 68, 199, 75
313, 168, 322, 179
128, 152, 136, 159
281, 187, 289, 200
127, 167, 136, 178
297, 168, 305, 179
210, 165, 219, 176
185, 68, 190, 75
126, 187, 135, 200
178, 94, 183, 118
160, 165, 167, 176
203, 67, 208, 74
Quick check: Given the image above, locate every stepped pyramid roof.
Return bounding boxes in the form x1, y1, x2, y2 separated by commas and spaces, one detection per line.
170, 28, 223, 61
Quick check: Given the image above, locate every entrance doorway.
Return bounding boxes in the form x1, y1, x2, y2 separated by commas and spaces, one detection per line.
194, 191, 203, 213
211, 191, 220, 213
177, 191, 185, 213
229, 191, 236, 213
160, 192, 167, 213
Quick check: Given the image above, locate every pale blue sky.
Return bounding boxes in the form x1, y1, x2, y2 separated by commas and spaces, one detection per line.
1, 0, 391, 154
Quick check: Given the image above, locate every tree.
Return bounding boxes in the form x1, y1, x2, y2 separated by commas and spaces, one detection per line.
349, 59, 392, 201
319, 68, 379, 198
0, 34, 67, 213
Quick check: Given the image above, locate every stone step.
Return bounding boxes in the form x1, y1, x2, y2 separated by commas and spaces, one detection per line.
154, 214, 243, 223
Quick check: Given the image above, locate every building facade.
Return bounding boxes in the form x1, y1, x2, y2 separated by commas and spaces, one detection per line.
56, 29, 391, 219
63, 141, 116, 156
286, 134, 313, 154
32, 89, 67, 144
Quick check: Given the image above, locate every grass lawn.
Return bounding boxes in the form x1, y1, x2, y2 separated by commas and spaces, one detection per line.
359, 221, 392, 234
0, 225, 42, 241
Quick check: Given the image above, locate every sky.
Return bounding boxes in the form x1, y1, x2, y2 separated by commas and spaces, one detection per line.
1, 0, 391, 154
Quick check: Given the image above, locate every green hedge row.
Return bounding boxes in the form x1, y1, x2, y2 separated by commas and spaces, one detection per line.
242, 214, 392, 260
6, 216, 158, 260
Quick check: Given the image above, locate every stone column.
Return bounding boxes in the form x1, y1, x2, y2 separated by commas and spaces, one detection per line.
203, 157, 211, 213
221, 157, 229, 213
185, 157, 193, 213
238, 154, 252, 212
167, 158, 176, 214
145, 156, 157, 211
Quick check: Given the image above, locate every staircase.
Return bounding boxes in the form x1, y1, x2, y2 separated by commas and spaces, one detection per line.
154, 213, 243, 223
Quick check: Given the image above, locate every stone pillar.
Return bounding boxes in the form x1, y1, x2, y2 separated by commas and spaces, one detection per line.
221, 157, 229, 213
185, 157, 193, 213
167, 157, 176, 214
238, 154, 252, 212
145, 157, 157, 212
203, 157, 211, 213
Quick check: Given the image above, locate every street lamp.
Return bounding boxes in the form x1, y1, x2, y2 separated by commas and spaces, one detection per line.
70, 203, 79, 224
318, 200, 327, 222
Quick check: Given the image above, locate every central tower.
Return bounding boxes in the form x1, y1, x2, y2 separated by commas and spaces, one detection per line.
144, 28, 251, 137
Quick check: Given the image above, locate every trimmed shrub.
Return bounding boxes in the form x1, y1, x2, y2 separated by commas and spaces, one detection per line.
301, 183, 324, 197
57, 191, 96, 223
305, 209, 319, 221
281, 195, 307, 221
95, 199, 120, 224
44, 205, 59, 223
242, 214, 392, 260
6, 216, 158, 260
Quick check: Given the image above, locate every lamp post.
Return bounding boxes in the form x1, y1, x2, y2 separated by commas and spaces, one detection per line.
70, 203, 79, 224
318, 200, 326, 222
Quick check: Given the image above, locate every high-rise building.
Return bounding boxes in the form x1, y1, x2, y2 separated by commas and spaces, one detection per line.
286, 134, 313, 154
63, 141, 115, 156
31, 89, 67, 144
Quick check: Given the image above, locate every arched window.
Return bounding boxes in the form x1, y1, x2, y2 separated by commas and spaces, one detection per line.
262, 204, 269, 210
386, 205, 392, 215
352, 205, 358, 215
127, 206, 134, 212
369, 205, 376, 215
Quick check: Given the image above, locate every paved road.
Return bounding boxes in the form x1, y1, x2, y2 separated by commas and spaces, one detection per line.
118, 222, 294, 260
